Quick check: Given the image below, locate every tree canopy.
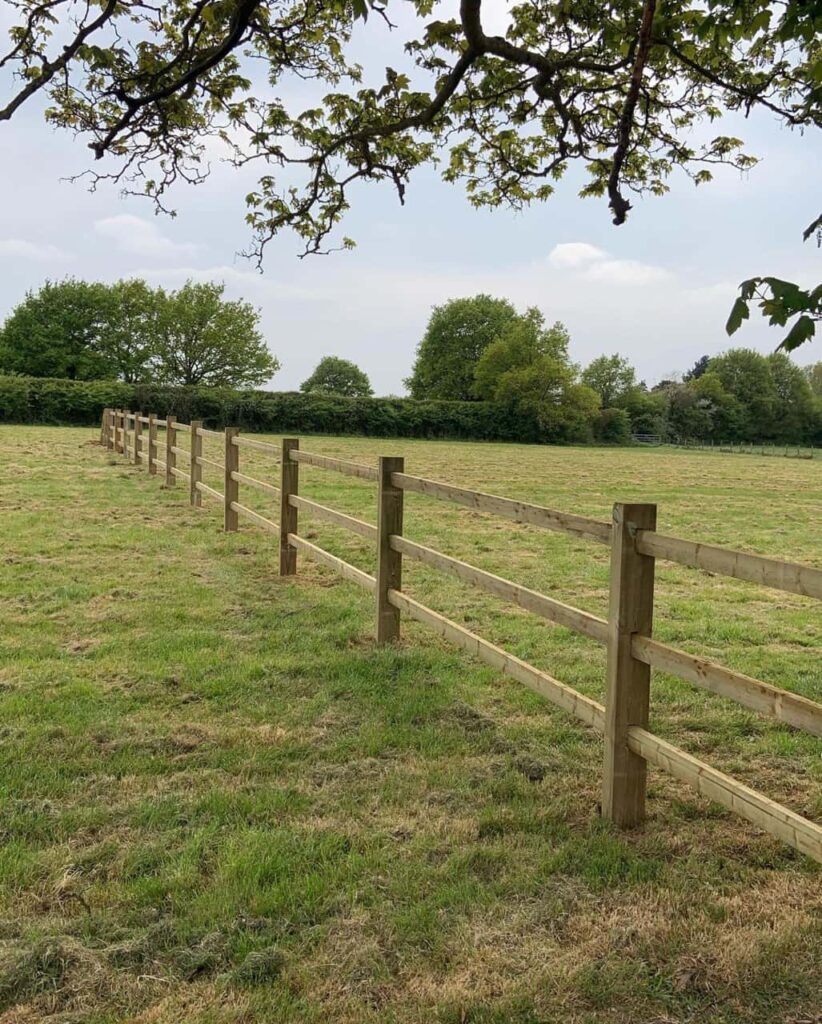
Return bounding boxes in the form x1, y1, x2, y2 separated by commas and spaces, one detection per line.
0, 278, 279, 387
1, 0, 818, 347
300, 356, 373, 397
0, 279, 114, 380
154, 281, 278, 387
406, 295, 521, 401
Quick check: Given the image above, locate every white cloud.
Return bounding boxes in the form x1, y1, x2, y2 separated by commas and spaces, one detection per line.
548, 242, 607, 269
0, 238, 69, 261
93, 214, 201, 260
548, 240, 671, 285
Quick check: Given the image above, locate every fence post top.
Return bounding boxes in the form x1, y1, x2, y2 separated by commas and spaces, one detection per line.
225, 425, 240, 436
612, 502, 657, 526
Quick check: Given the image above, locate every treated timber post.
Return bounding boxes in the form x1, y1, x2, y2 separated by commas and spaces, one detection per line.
147, 414, 157, 475
133, 413, 142, 466
99, 408, 107, 445
376, 456, 404, 644
190, 420, 203, 507
113, 410, 121, 454
279, 438, 299, 575
602, 501, 657, 828
124, 411, 131, 459
224, 427, 240, 532
166, 415, 177, 487
105, 409, 114, 449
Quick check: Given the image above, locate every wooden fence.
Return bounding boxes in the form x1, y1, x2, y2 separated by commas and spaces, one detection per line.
100, 407, 822, 864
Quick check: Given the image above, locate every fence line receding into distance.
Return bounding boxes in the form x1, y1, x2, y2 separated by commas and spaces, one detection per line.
100, 406, 822, 864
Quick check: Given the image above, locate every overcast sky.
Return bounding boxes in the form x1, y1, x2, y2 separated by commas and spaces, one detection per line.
1, 3, 819, 395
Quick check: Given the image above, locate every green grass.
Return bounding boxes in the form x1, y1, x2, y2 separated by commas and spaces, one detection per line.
0, 424, 820, 1023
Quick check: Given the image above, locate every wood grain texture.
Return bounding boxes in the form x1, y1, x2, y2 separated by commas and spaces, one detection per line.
376, 456, 404, 643
602, 502, 657, 828
279, 439, 299, 575
637, 530, 822, 600
392, 472, 611, 544
628, 726, 822, 864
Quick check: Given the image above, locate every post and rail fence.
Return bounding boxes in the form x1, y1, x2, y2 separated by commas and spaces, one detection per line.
99, 407, 822, 864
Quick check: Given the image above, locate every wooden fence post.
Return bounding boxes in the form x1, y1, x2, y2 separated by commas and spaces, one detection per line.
602, 501, 657, 828
124, 411, 132, 459
147, 414, 157, 475
279, 438, 299, 575
113, 410, 121, 454
224, 427, 240, 531
376, 456, 404, 644
99, 408, 108, 445
105, 409, 114, 449
166, 415, 177, 487
190, 420, 203, 507
133, 413, 142, 466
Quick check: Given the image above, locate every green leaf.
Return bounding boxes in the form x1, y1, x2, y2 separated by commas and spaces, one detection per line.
725, 296, 749, 335
779, 315, 816, 352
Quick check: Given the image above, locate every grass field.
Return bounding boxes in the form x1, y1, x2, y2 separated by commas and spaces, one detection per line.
1, 424, 821, 1024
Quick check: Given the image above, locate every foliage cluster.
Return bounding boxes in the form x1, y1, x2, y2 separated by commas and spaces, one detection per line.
0, 278, 278, 388
406, 297, 822, 445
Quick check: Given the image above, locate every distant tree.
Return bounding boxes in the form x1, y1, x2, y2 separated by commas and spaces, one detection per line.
0, 278, 114, 379
473, 315, 569, 400
689, 371, 744, 440
495, 356, 600, 442
154, 281, 278, 387
406, 295, 520, 402
805, 363, 822, 398
683, 355, 710, 382
660, 382, 713, 441
98, 279, 159, 383
301, 356, 372, 397
580, 354, 637, 408
767, 352, 816, 442
707, 349, 777, 439
595, 407, 632, 445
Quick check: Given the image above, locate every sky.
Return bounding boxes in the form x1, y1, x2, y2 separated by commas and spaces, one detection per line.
0, 2, 820, 395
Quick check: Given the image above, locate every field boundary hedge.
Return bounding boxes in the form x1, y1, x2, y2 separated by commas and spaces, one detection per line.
0, 374, 548, 442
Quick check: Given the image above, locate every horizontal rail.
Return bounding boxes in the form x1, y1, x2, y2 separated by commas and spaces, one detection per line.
627, 726, 822, 863
170, 446, 189, 459
633, 635, 822, 737
392, 473, 611, 545
155, 419, 168, 428
230, 471, 280, 500
195, 455, 224, 471
196, 427, 223, 439
138, 415, 150, 424
388, 589, 606, 732
232, 435, 280, 456
291, 450, 379, 481
174, 422, 191, 432
154, 458, 167, 471
195, 480, 223, 502
170, 466, 187, 481
288, 534, 377, 591
230, 501, 278, 534
290, 495, 377, 540
637, 530, 822, 601
392, 535, 608, 643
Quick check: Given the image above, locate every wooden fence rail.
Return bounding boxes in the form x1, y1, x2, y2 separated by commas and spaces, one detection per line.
99, 410, 822, 865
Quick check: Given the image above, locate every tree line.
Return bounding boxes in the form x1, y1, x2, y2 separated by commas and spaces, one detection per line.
0, 278, 278, 387
2, 281, 820, 445
405, 296, 822, 445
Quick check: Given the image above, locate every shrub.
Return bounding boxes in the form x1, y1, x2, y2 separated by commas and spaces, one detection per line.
594, 407, 632, 445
